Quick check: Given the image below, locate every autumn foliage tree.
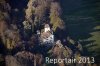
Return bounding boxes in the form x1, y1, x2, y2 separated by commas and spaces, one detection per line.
50, 2, 65, 31
25, 0, 65, 30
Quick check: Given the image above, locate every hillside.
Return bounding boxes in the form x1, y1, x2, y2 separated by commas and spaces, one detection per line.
0, 0, 100, 66
60, 0, 100, 61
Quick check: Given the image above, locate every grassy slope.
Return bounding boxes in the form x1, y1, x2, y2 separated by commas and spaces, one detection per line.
60, 0, 100, 58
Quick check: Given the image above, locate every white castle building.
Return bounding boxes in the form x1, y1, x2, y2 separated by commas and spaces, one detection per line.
40, 24, 54, 45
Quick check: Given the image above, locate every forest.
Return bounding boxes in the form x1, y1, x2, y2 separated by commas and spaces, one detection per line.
0, 0, 100, 66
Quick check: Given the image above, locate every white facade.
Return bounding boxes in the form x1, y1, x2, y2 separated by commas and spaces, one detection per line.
44, 24, 50, 32
43, 34, 54, 44
44, 27, 50, 32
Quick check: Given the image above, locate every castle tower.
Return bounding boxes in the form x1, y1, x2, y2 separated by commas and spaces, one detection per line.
44, 24, 50, 32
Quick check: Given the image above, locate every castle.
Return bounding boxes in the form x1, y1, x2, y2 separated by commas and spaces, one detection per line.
40, 24, 54, 45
